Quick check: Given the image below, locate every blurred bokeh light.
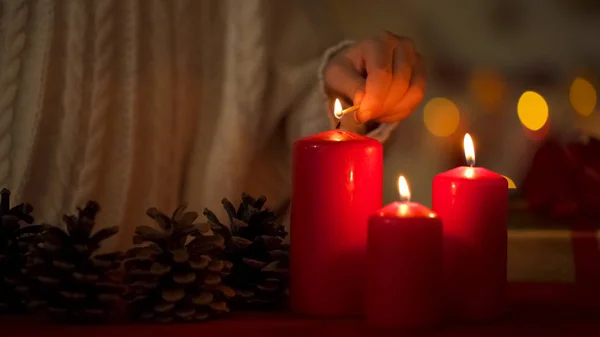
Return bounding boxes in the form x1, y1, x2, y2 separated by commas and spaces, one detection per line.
423, 97, 460, 137
517, 91, 549, 131
569, 77, 597, 117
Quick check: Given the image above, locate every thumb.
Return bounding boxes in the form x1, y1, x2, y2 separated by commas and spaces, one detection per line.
323, 61, 366, 106
353, 90, 367, 122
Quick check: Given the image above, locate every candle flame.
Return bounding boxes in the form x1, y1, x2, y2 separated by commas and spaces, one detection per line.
463, 133, 475, 167
334, 99, 343, 119
398, 175, 411, 202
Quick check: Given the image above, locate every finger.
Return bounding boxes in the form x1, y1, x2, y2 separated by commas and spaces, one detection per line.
393, 54, 426, 112
377, 55, 426, 123
380, 39, 417, 112
386, 32, 417, 65
356, 34, 397, 123
323, 56, 366, 104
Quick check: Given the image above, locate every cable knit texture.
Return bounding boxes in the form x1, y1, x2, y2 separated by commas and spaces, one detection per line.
72, 0, 114, 209
106, 0, 138, 248
149, 0, 174, 211
199, 0, 268, 216
11, 0, 53, 201
0, 0, 28, 191
43, 0, 86, 223
2, 0, 395, 251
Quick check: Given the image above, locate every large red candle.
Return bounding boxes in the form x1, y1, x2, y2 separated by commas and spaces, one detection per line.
367, 176, 442, 329
290, 101, 383, 316
432, 134, 508, 321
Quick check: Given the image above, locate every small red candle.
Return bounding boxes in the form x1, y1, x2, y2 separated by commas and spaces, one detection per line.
367, 176, 442, 329
290, 99, 383, 317
432, 134, 508, 321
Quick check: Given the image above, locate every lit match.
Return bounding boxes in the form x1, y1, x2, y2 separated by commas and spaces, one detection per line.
333, 99, 359, 119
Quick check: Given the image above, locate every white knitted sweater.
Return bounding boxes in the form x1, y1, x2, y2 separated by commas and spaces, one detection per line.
0, 0, 394, 250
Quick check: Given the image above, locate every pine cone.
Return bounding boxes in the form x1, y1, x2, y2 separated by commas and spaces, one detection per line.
204, 193, 289, 310
23, 201, 123, 322
124, 206, 234, 323
0, 188, 41, 314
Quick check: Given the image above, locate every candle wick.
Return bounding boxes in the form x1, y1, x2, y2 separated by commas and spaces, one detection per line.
335, 122, 341, 130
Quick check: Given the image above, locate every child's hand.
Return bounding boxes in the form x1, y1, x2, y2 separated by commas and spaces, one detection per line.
324, 32, 425, 123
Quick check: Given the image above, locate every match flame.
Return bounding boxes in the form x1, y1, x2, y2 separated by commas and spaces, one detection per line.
398, 175, 411, 202
464, 133, 475, 167
334, 99, 343, 119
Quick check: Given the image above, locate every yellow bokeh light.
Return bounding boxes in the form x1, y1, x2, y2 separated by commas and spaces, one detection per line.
569, 77, 596, 117
517, 91, 549, 131
423, 97, 460, 137
502, 175, 517, 189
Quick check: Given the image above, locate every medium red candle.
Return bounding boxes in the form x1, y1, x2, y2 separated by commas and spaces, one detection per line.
367, 176, 442, 329
432, 134, 508, 321
290, 100, 383, 317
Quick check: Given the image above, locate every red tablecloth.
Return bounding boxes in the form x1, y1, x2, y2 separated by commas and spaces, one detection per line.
1, 283, 599, 337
